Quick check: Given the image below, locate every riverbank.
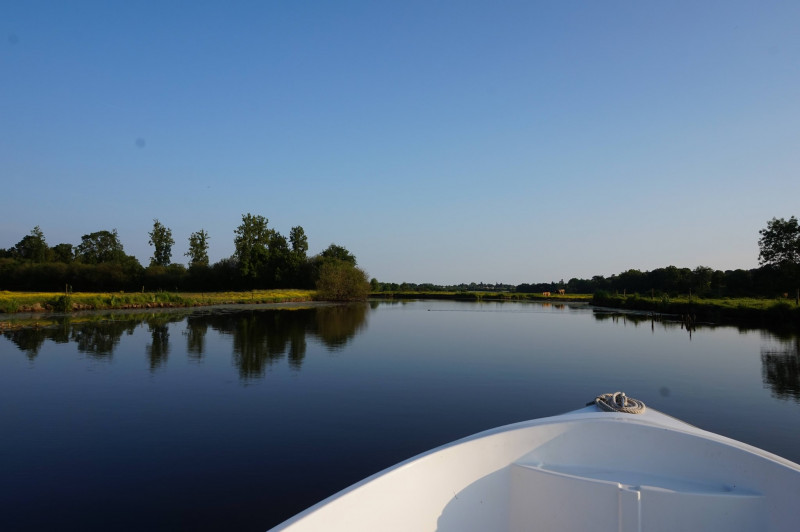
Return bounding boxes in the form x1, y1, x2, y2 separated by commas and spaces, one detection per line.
3, 289, 798, 331
370, 291, 592, 302
0, 289, 316, 314
591, 292, 800, 330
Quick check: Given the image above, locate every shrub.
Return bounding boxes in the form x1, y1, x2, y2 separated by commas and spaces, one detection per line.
315, 261, 369, 301
50, 294, 73, 312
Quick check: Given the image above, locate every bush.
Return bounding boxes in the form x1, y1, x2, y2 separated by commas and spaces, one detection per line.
315, 261, 369, 301
50, 294, 73, 313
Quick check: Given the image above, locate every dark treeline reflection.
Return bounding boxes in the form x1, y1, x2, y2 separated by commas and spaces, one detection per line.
3, 304, 369, 379
762, 336, 800, 402
593, 309, 800, 404
3, 319, 143, 359
187, 304, 369, 378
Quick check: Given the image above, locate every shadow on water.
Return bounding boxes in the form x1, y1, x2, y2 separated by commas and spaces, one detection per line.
2, 304, 369, 379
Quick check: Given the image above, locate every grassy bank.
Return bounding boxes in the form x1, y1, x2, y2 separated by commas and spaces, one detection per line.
0, 289, 316, 314
370, 291, 593, 302
591, 292, 800, 329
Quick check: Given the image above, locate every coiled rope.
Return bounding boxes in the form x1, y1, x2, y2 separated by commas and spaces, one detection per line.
590, 392, 646, 414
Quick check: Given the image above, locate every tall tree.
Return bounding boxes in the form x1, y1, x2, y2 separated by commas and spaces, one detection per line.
186, 229, 210, 267
13, 226, 49, 262
759, 216, 800, 268
267, 232, 291, 286
234, 213, 273, 282
289, 226, 309, 258
148, 219, 174, 267
76, 230, 125, 264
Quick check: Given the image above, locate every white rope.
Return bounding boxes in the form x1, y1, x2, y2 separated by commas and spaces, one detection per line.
591, 392, 646, 414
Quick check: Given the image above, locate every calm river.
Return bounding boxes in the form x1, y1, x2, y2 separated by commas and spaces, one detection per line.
1, 300, 799, 531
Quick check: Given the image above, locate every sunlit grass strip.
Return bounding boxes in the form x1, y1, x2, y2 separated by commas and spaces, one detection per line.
591, 292, 800, 327
371, 291, 593, 301
0, 289, 317, 314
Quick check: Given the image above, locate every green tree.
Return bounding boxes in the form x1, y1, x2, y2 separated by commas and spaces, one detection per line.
267, 231, 291, 286
148, 219, 174, 267
76, 230, 125, 264
316, 260, 370, 301
289, 226, 309, 258
234, 213, 273, 282
51, 243, 74, 263
186, 229, 210, 267
759, 216, 800, 268
13, 226, 49, 262
320, 243, 357, 265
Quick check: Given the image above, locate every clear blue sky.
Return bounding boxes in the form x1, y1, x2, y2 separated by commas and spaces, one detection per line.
3, 1, 799, 285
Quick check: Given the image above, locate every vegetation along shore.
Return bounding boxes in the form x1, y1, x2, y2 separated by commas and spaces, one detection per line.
1, 215, 798, 330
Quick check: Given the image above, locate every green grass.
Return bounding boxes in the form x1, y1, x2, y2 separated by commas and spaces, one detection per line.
0, 289, 316, 314
591, 292, 800, 329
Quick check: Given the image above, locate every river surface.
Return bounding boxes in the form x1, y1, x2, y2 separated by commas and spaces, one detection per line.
1, 299, 799, 531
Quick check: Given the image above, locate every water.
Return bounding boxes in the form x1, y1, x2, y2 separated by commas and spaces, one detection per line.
1, 300, 799, 531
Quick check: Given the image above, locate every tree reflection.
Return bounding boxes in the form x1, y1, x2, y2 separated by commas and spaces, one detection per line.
761, 337, 800, 402
3, 328, 48, 359
184, 316, 208, 359
188, 304, 369, 379
146, 316, 175, 370
3, 304, 370, 379
71, 320, 136, 357
310, 304, 369, 351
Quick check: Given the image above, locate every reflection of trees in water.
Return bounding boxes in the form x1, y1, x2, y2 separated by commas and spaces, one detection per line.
198, 309, 314, 379
143, 314, 185, 370
189, 304, 369, 379
593, 309, 800, 403
3, 320, 137, 359
71, 321, 137, 357
762, 337, 800, 402
3, 328, 49, 359
184, 317, 208, 359
592, 310, 700, 337
4, 305, 369, 379
310, 304, 369, 351
146, 324, 170, 370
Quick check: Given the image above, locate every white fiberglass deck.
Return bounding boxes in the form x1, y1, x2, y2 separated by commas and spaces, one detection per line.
268, 407, 800, 532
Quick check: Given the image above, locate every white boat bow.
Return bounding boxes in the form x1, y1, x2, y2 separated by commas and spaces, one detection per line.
268, 394, 800, 531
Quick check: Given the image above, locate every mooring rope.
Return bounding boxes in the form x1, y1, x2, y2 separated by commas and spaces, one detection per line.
590, 392, 646, 414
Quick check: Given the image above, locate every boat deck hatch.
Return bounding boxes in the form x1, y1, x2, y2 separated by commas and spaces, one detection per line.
510, 463, 765, 532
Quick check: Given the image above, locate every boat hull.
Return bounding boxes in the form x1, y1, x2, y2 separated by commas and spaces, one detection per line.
267, 406, 800, 531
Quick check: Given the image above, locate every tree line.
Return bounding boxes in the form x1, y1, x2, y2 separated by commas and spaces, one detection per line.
373, 216, 800, 299
0, 214, 369, 299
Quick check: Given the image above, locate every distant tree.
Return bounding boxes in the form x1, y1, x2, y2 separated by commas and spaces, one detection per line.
186, 229, 210, 268
13, 226, 49, 262
320, 243, 357, 265
759, 216, 800, 268
289, 226, 309, 258
692, 266, 714, 296
234, 213, 273, 282
267, 231, 291, 286
148, 219, 174, 267
76, 230, 126, 264
51, 243, 74, 263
